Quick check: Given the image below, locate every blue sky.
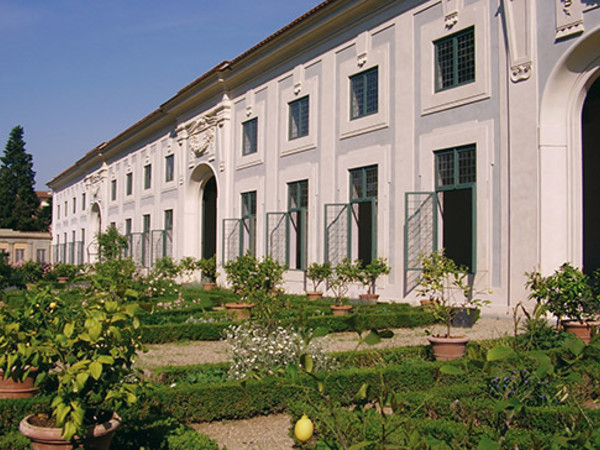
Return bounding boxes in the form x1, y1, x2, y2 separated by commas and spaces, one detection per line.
0, 0, 323, 189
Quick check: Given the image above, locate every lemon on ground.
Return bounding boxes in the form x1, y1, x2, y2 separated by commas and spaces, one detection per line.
294, 414, 314, 442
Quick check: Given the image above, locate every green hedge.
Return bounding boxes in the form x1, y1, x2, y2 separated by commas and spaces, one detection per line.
141, 309, 436, 343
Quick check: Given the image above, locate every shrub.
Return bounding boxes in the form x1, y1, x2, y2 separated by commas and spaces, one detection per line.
97, 225, 128, 261
225, 323, 334, 380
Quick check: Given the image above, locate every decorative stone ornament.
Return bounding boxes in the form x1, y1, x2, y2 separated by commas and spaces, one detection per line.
442, 0, 461, 28
503, 0, 533, 83
556, 0, 584, 40
177, 115, 218, 159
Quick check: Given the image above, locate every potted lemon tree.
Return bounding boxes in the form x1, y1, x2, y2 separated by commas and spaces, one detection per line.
305, 262, 332, 301
357, 257, 390, 304
19, 284, 146, 448
328, 258, 360, 316
417, 250, 489, 361
0, 288, 58, 399
198, 255, 218, 290
526, 263, 600, 343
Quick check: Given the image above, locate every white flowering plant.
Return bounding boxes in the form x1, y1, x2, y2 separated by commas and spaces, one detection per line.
225, 323, 335, 380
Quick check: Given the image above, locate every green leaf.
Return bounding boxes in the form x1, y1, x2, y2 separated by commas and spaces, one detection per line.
440, 365, 464, 375
477, 436, 501, 450
300, 354, 314, 373
97, 355, 114, 365
348, 442, 373, 450
56, 403, 71, 425
62, 422, 77, 441
75, 372, 89, 391
63, 322, 74, 338
564, 335, 586, 356
87, 320, 102, 341
89, 361, 102, 380
486, 346, 514, 361
378, 329, 394, 339
312, 327, 329, 338
355, 382, 368, 401
363, 330, 381, 346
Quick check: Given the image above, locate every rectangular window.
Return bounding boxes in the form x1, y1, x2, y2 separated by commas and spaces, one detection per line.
125, 218, 132, 236
288, 96, 309, 140
164, 209, 173, 230
349, 165, 378, 265
144, 164, 152, 190
111, 180, 117, 201
165, 154, 174, 183
435, 144, 476, 271
350, 67, 379, 119
57, 205, 60, 219
110, 221, 116, 229
82, 193, 86, 210
64, 201, 67, 217
15, 249, 24, 263
143, 214, 151, 233
36, 249, 46, 263
72, 198, 76, 214
242, 118, 258, 156
288, 180, 308, 270
241, 191, 257, 255
435, 26, 475, 91
126, 172, 133, 196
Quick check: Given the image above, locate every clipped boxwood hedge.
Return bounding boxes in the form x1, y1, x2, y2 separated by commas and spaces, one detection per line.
141, 309, 435, 343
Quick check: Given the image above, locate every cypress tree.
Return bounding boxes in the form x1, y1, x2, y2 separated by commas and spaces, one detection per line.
0, 126, 40, 231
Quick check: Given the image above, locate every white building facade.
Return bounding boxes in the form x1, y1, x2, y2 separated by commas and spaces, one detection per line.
48, 0, 600, 313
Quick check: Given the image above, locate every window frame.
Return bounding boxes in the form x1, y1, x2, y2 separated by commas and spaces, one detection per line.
241, 191, 257, 255
165, 154, 174, 183
110, 179, 117, 201
144, 164, 152, 190
288, 96, 309, 140
242, 118, 258, 156
350, 66, 379, 120
434, 26, 475, 92
126, 172, 133, 196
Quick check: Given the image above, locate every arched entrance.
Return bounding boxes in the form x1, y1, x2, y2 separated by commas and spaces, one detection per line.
539, 25, 600, 274
88, 202, 102, 262
582, 78, 600, 273
202, 176, 217, 259
188, 164, 218, 261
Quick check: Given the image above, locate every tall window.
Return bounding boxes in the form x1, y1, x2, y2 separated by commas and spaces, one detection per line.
164, 209, 173, 230
125, 218, 132, 236
241, 191, 257, 255
57, 204, 60, 219
126, 172, 133, 196
36, 249, 46, 263
143, 214, 151, 233
350, 165, 378, 265
435, 145, 476, 271
111, 179, 117, 201
64, 201, 67, 217
242, 118, 258, 155
289, 96, 309, 140
142, 214, 151, 267
144, 164, 152, 190
288, 180, 308, 270
72, 198, 76, 214
81, 193, 86, 210
165, 154, 174, 182
15, 249, 24, 264
435, 26, 475, 91
350, 67, 378, 119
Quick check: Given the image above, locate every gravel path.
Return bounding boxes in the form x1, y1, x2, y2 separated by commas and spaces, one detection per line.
137, 316, 515, 370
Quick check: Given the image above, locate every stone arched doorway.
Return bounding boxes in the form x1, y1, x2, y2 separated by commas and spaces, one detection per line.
582, 77, 600, 273
539, 25, 600, 274
188, 164, 218, 261
88, 202, 102, 262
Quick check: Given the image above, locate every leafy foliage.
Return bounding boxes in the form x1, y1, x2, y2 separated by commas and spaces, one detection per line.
306, 262, 333, 293
97, 224, 129, 261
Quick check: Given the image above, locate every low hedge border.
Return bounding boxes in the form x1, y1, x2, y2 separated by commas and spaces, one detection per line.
141, 309, 436, 343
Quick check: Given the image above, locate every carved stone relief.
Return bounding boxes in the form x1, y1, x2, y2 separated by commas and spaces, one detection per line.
503, 0, 533, 83
556, 0, 584, 39
84, 169, 107, 200
442, 0, 462, 28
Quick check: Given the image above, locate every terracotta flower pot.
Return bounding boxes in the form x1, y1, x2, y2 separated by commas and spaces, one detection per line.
359, 293, 379, 304
562, 320, 599, 344
224, 303, 255, 320
306, 291, 323, 301
427, 335, 470, 361
19, 411, 121, 450
330, 304, 353, 316
0, 368, 39, 399
202, 282, 217, 291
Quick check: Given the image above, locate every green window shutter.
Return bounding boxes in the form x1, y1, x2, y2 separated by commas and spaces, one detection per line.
222, 219, 242, 263
266, 212, 289, 265
324, 203, 351, 265
404, 192, 438, 293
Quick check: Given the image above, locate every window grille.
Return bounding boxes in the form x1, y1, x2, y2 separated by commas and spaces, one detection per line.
435, 145, 476, 189
242, 118, 258, 155
289, 96, 309, 140
350, 67, 378, 119
435, 27, 475, 91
